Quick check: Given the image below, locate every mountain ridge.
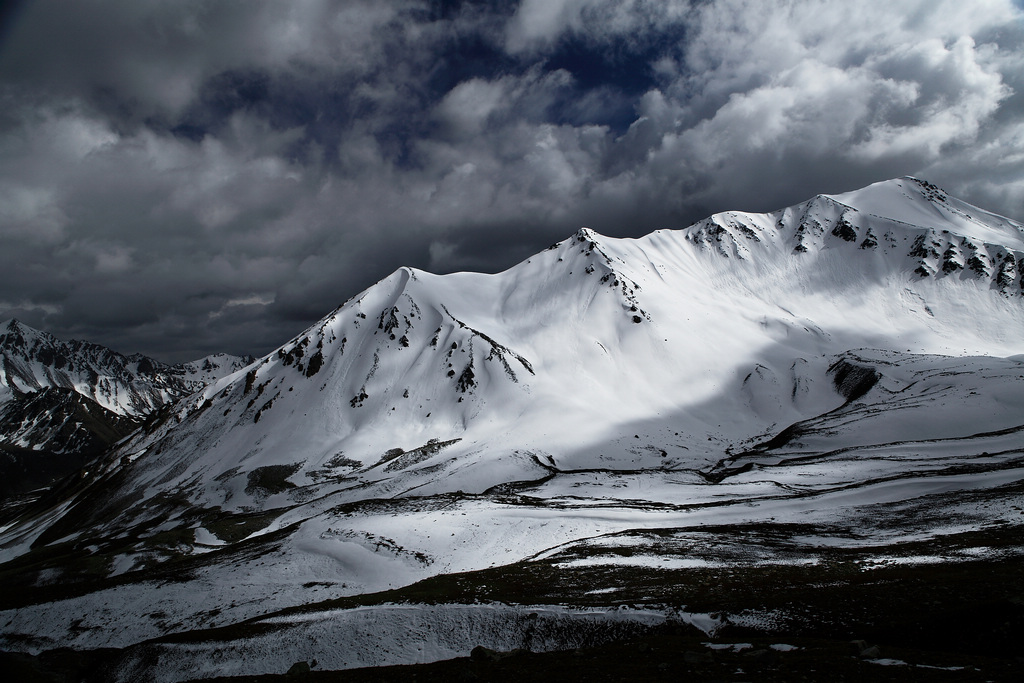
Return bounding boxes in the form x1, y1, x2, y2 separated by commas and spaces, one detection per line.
53, 176, 1024, 521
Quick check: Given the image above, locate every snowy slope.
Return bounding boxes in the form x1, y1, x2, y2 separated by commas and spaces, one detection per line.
1, 177, 1022, 673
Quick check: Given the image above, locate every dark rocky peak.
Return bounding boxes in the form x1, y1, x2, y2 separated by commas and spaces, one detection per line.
907, 176, 949, 204
685, 213, 765, 258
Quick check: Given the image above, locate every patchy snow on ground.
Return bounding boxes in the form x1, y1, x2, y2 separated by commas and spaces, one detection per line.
106, 603, 684, 683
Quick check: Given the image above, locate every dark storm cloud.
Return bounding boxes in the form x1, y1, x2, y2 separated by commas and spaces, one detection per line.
1, 0, 1023, 362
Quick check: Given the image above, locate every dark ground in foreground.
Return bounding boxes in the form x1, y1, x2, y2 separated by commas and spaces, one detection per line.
2, 551, 1022, 682
223, 632, 1022, 683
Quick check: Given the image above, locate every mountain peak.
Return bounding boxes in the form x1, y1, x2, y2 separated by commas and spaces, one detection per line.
2, 318, 35, 334
826, 177, 1024, 252
0, 318, 52, 350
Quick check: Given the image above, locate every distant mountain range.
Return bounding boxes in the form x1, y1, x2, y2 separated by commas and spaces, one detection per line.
0, 320, 253, 495
1, 177, 1022, 680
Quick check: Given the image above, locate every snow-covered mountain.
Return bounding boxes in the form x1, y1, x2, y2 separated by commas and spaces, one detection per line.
71, 176, 1023, 516
166, 352, 257, 389
1, 177, 1022, 678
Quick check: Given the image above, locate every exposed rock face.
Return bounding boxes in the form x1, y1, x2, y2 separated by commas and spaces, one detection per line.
0, 387, 137, 455
829, 359, 881, 403
0, 388, 139, 497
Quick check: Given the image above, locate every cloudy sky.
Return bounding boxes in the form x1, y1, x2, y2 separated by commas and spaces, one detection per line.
2, 0, 1023, 362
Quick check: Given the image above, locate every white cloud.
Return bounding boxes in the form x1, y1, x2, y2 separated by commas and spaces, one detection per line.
0, 1, 421, 118
0, 300, 62, 316
618, 0, 1024, 210
209, 293, 276, 320
436, 78, 509, 137
851, 37, 1010, 160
